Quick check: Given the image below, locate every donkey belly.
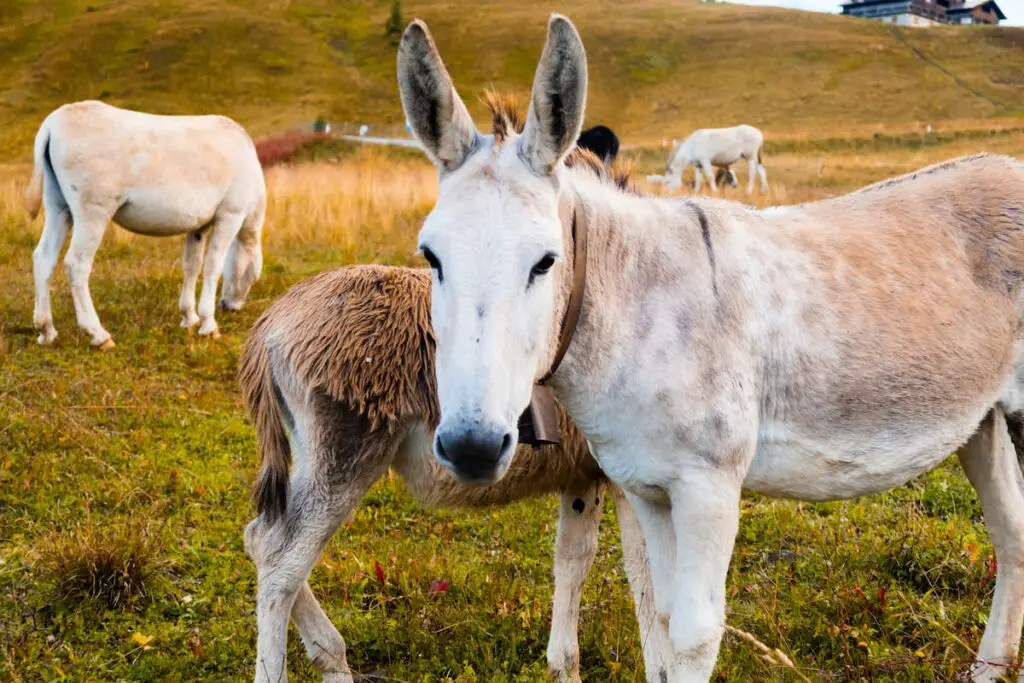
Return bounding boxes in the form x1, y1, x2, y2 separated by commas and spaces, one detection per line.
744, 413, 987, 501
709, 150, 741, 167
112, 185, 225, 236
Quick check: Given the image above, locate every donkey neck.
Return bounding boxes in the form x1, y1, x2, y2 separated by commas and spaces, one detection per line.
550, 172, 730, 433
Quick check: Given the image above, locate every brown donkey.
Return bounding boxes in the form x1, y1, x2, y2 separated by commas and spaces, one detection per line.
240, 264, 668, 683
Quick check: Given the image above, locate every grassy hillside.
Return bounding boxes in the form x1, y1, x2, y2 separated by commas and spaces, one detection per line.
2, 0, 1024, 159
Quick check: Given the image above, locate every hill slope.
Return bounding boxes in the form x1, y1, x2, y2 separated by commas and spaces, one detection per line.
2, 0, 1023, 158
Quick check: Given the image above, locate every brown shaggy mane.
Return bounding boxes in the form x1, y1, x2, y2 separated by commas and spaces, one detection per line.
482, 90, 633, 192
483, 90, 523, 144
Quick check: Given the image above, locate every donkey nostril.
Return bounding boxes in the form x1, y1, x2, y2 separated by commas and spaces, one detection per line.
500, 432, 513, 455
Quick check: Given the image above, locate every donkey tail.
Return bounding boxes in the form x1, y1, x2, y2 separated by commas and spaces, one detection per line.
757, 145, 764, 166
24, 120, 52, 219
238, 326, 291, 524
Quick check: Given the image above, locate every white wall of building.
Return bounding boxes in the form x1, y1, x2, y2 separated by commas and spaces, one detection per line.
877, 12, 940, 26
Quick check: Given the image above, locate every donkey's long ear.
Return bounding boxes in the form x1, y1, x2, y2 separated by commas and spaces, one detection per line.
398, 20, 478, 172
520, 15, 588, 176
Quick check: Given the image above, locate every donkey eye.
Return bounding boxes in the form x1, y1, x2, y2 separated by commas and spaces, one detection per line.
421, 247, 443, 283
528, 253, 556, 287
532, 254, 556, 276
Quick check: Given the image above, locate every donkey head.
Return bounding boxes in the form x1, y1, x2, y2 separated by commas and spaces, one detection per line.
715, 167, 739, 188
399, 15, 587, 484
220, 234, 262, 311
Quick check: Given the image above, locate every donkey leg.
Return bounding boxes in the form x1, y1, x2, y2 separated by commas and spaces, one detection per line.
1005, 411, 1024, 470
32, 205, 71, 345
197, 211, 245, 337
246, 470, 375, 683
623, 493, 677, 632
547, 478, 606, 683
179, 229, 208, 328
612, 486, 672, 683
290, 581, 354, 683
699, 161, 717, 193
665, 470, 743, 683
958, 407, 1024, 682
246, 394, 396, 683
289, 435, 391, 683
245, 478, 333, 683
63, 209, 113, 348
746, 159, 758, 195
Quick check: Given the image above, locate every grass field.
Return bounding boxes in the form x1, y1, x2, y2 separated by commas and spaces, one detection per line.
3, 131, 1024, 681
3, 0, 1024, 159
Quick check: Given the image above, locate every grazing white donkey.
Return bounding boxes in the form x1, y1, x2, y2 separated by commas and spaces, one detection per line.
399, 14, 1024, 683
240, 264, 669, 683
24, 100, 266, 348
661, 124, 767, 194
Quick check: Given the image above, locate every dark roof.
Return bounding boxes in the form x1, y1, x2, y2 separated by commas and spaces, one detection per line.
946, 1, 1007, 20
840, 0, 1005, 20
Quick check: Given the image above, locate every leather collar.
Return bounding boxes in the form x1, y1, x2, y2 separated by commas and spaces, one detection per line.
518, 210, 588, 446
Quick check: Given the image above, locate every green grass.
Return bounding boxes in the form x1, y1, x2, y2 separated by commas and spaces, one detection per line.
2, 0, 1024, 159
3, 134, 1024, 680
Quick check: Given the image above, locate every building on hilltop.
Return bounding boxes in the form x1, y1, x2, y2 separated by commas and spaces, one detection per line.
839, 0, 1006, 27
944, 0, 1006, 24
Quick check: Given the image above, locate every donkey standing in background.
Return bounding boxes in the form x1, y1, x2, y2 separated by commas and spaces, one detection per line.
399, 13, 1024, 683
240, 264, 669, 683
25, 100, 266, 348
576, 125, 619, 165
661, 124, 767, 194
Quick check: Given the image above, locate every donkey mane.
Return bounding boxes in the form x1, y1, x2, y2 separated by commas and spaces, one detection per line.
483, 90, 633, 192
850, 152, 1000, 196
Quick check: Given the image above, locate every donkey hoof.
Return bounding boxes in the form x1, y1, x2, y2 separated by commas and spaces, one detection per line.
96, 338, 116, 351
197, 320, 220, 338
36, 329, 58, 346
180, 314, 200, 329
545, 667, 582, 683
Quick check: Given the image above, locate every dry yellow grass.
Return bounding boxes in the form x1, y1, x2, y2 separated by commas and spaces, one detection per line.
4, 133, 1022, 256
263, 154, 437, 251
0, 165, 31, 213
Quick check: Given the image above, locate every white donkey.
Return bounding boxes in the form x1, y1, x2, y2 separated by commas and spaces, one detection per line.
24, 100, 266, 349
661, 124, 767, 194
399, 14, 1024, 683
